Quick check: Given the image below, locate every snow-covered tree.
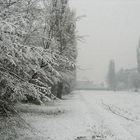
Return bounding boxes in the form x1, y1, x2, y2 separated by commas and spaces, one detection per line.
42, 0, 77, 98
0, 0, 57, 106
107, 60, 116, 91
0, 0, 78, 112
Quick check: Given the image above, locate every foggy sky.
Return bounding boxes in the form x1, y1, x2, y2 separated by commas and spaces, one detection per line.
70, 0, 140, 83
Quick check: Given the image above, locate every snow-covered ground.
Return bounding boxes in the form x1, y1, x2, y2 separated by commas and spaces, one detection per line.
20, 90, 140, 140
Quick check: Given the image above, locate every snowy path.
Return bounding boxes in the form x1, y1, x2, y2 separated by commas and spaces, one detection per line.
21, 90, 140, 140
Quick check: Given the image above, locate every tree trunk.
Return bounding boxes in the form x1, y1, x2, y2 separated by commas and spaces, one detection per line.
57, 82, 63, 99
51, 84, 57, 97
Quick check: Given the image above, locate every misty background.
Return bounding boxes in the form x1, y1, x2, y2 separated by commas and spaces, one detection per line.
70, 0, 140, 84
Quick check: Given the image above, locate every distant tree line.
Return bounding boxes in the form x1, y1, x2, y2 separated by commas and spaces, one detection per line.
0, 0, 78, 115
116, 68, 140, 91
107, 60, 140, 91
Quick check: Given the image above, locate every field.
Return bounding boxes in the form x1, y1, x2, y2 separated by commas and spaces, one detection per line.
1, 90, 140, 140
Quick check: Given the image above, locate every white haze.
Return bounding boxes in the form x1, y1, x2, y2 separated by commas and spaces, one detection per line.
70, 0, 140, 83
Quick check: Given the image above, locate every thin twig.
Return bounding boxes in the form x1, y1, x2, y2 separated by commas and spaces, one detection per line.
101, 100, 135, 122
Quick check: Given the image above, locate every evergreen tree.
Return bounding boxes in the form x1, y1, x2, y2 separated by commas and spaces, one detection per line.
107, 60, 116, 91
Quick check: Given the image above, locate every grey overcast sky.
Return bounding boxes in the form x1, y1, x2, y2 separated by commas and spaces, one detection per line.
70, 0, 140, 83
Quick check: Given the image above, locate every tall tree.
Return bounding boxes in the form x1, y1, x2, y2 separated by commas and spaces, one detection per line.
137, 38, 140, 74
44, 0, 77, 98
107, 60, 116, 90
0, 0, 78, 113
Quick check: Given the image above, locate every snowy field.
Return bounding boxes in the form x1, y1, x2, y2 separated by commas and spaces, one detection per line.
20, 90, 140, 140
